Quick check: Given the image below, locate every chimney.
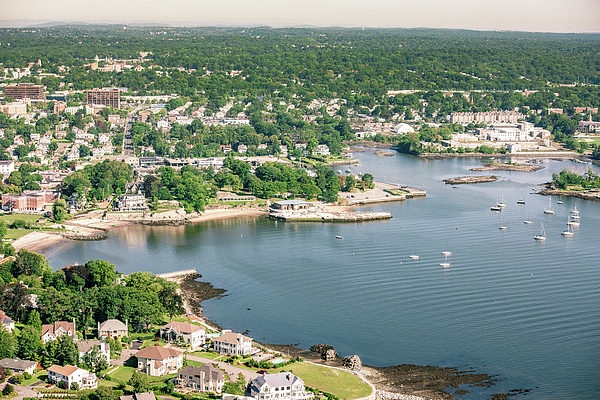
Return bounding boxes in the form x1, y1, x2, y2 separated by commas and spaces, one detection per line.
97, 321, 100, 338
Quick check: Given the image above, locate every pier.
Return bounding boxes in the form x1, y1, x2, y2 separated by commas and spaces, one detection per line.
156, 269, 198, 279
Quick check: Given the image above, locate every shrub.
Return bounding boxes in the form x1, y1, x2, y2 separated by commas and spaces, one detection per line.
23, 372, 32, 380
12, 374, 24, 384
2, 384, 14, 396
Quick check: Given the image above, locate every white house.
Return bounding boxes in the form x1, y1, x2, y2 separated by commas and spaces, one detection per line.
249, 372, 314, 400
77, 340, 111, 364
48, 365, 97, 390
159, 321, 206, 350
212, 332, 253, 356
312, 144, 330, 156
0, 358, 37, 375
0, 310, 15, 332
136, 346, 183, 377
0, 160, 15, 176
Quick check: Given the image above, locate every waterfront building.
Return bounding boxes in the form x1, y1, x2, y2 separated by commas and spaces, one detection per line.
136, 346, 183, 376
113, 194, 147, 212
177, 364, 224, 392
159, 321, 206, 350
313, 144, 330, 156
249, 372, 314, 400
4, 83, 45, 100
212, 331, 253, 355
392, 123, 415, 134
271, 200, 310, 211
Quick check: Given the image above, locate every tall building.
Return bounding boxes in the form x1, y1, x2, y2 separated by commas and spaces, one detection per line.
87, 88, 120, 109
4, 83, 45, 100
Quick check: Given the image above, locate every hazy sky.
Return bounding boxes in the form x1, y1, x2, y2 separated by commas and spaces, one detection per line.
2, 0, 600, 33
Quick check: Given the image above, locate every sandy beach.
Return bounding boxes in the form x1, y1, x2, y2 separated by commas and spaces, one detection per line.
11, 231, 69, 253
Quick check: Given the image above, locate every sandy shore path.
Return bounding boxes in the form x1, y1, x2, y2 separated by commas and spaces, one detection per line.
11, 231, 68, 253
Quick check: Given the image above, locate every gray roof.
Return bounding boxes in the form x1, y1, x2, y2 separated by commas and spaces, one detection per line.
273, 200, 308, 205
0, 358, 37, 371
99, 319, 127, 332
179, 364, 224, 381
252, 372, 303, 389
77, 340, 109, 353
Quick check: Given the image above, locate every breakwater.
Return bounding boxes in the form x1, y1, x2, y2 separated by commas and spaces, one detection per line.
269, 209, 392, 222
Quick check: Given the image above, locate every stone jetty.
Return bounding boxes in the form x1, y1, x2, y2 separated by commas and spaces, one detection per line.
270, 208, 392, 222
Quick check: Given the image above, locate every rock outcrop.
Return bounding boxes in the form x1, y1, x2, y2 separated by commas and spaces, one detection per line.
342, 354, 362, 371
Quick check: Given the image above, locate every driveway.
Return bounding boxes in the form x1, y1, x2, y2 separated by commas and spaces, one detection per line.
0, 382, 39, 400
113, 348, 139, 366
186, 354, 259, 383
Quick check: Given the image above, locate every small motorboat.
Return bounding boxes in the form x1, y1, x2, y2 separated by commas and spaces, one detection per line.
491, 206, 502, 211
409, 255, 420, 260
336, 235, 343, 239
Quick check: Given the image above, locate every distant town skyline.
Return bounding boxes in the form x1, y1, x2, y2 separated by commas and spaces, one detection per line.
2, 0, 600, 33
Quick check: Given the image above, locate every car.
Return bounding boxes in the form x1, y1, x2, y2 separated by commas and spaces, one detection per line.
257, 370, 267, 374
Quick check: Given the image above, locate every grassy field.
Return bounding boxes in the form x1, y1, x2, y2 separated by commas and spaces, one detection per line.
578, 138, 600, 145
1, 214, 42, 223
189, 351, 223, 360
20, 370, 47, 386
5, 229, 35, 240
275, 362, 372, 399
185, 360, 205, 367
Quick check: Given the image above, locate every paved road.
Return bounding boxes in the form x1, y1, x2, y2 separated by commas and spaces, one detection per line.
0, 381, 40, 400
186, 354, 260, 383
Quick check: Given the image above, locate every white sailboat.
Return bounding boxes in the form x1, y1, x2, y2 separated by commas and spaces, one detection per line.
543, 197, 555, 214
567, 217, 580, 226
497, 193, 507, 208
499, 214, 507, 230
534, 223, 546, 241
524, 213, 533, 224
440, 245, 451, 267
561, 220, 574, 236
409, 246, 419, 259
571, 204, 580, 219
517, 192, 525, 205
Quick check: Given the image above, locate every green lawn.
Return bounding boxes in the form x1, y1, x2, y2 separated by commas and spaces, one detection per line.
185, 360, 205, 367
20, 371, 47, 386
189, 351, 222, 360
108, 365, 136, 384
2, 214, 42, 223
578, 138, 600, 145
5, 229, 34, 240
275, 362, 372, 400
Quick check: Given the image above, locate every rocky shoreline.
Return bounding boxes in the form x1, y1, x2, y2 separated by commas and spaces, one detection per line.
169, 269, 524, 399
537, 184, 600, 201
443, 175, 498, 185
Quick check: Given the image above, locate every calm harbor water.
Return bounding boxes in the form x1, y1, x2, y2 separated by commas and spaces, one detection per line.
45, 151, 600, 399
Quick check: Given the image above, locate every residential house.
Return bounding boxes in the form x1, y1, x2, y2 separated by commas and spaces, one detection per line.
77, 340, 110, 364
0, 358, 37, 375
98, 319, 128, 339
160, 321, 206, 350
48, 365, 97, 390
41, 320, 77, 344
113, 194, 147, 212
0, 160, 14, 176
249, 372, 314, 400
136, 345, 183, 377
0, 310, 15, 332
312, 144, 330, 156
212, 332, 253, 356
177, 364, 224, 393
98, 132, 112, 143
236, 144, 248, 154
